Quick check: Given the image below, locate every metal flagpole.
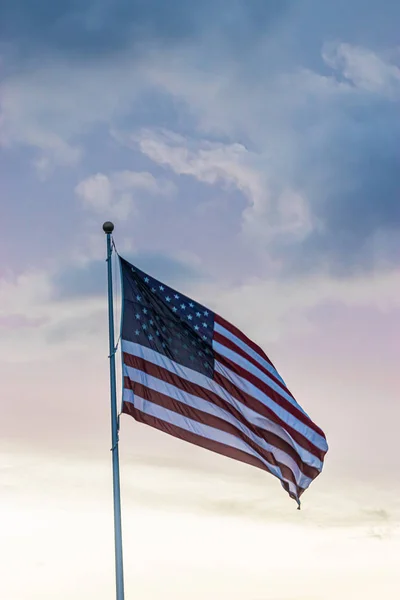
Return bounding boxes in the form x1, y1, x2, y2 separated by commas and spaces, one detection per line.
103, 221, 125, 600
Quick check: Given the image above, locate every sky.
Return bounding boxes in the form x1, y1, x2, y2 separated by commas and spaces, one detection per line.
1, 1, 400, 598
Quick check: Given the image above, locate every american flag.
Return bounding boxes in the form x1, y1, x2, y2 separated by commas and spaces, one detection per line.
119, 256, 328, 506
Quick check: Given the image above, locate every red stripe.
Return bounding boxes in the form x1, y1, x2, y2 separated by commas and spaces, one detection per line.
212, 369, 327, 462
215, 314, 276, 369
122, 400, 300, 502
125, 377, 306, 493
215, 351, 326, 440
214, 330, 294, 398
123, 352, 325, 469
125, 364, 318, 480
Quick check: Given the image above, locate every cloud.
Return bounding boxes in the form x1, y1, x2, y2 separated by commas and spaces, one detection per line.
0, 0, 289, 171
189, 266, 400, 343
3, 247, 399, 366
75, 170, 175, 220
2, 450, 399, 600
322, 42, 400, 97
0, 246, 206, 364
0, 314, 47, 330
129, 129, 264, 201
135, 42, 400, 274
0, 0, 289, 60
0, 265, 108, 362
1, 1, 400, 276
0, 58, 148, 172
51, 251, 205, 303
119, 128, 315, 244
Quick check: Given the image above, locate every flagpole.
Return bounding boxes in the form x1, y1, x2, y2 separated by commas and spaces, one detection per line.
103, 221, 125, 600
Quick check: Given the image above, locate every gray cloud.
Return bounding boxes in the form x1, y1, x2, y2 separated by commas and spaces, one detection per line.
51, 251, 205, 300
273, 94, 400, 275
127, 39, 400, 275
2, 0, 399, 277
0, 0, 289, 66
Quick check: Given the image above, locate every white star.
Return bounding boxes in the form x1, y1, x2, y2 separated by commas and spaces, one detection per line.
174, 294, 179, 299
180, 304, 186, 310
202, 323, 208, 328
135, 313, 141, 319
142, 308, 148, 314
151, 287, 156, 293
142, 324, 147, 330
159, 285, 165, 291
204, 310, 209, 316
149, 320, 154, 326
136, 295, 141, 301
189, 302, 194, 308
194, 325, 199, 331
172, 306, 178, 312
165, 296, 171, 302
144, 277, 150, 283
196, 312, 201, 318
148, 334, 153, 341
135, 329, 140, 335
188, 315, 193, 321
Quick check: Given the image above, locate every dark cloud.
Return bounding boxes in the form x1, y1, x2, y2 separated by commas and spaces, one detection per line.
303, 115, 399, 273
0, 0, 289, 65
51, 251, 205, 300
51, 259, 107, 300
2, 0, 399, 278
267, 76, 400, 275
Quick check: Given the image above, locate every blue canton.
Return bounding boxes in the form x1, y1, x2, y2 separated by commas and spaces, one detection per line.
120, 257, 215, 376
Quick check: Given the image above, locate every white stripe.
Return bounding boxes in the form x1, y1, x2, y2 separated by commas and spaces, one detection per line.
121, 339, 324, 467
124, 389, 299, 498
215, 360, 328, 452
124, 357, 321, 470
215, 322, 285, 384
213, 340, 307, 414
125, 367, 313, 488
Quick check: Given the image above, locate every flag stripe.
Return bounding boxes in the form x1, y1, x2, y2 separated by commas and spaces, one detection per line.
213, 369, 327, 461
215, 350, 326, 441
214, 341, 306, 414
123, 370, 312, 489
214, 329, 291, 397
124, 383, 304, 493
215, 314, 278, 370
214, 321, 285, 385
122, 390, 301, 499
123, 354, 321, 477
122, 398, 299, 501
122, 341, 325, 467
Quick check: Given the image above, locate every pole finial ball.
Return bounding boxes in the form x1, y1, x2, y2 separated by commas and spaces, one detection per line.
103, 221, 115, 234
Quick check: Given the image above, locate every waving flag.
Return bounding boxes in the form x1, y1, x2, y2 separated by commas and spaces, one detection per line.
119, 256, 328, 506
